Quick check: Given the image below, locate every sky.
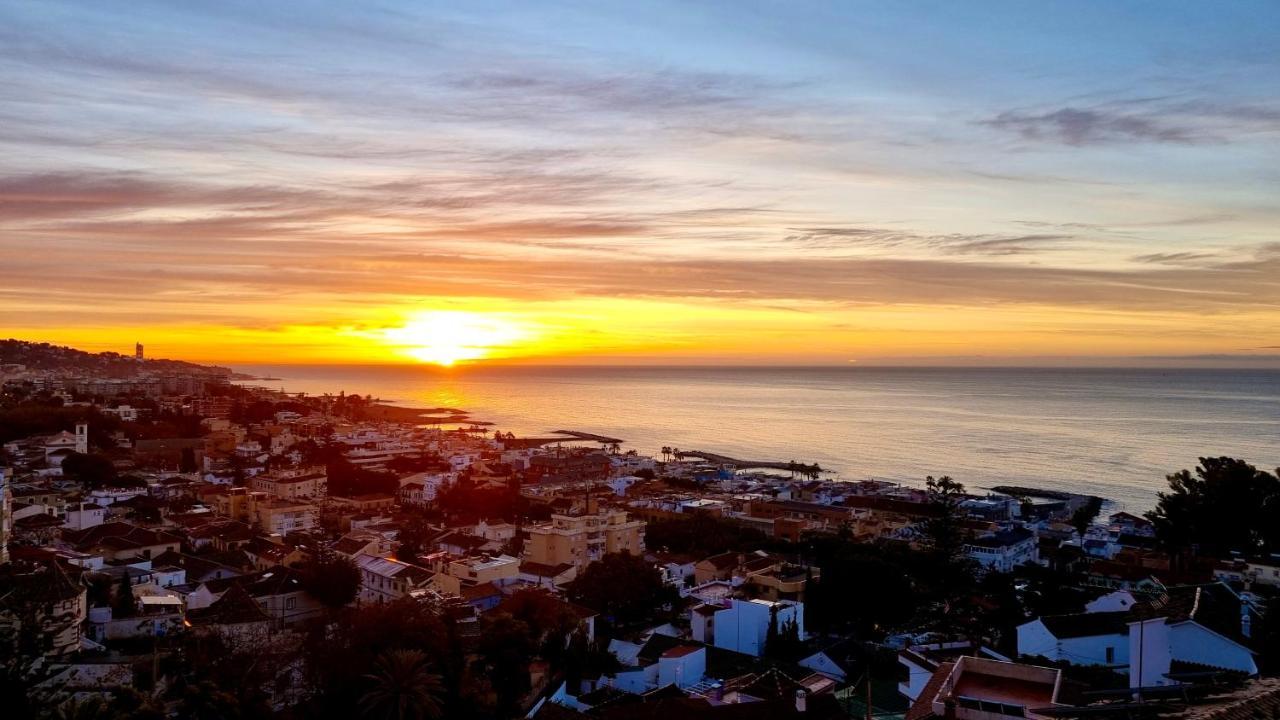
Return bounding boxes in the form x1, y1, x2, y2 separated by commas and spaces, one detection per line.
1, 1, 1278, 366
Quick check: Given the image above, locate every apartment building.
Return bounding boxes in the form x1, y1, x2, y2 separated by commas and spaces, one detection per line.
523, 510, 645, 570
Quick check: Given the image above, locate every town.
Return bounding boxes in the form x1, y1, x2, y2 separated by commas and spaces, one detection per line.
2, 340, 1278, 719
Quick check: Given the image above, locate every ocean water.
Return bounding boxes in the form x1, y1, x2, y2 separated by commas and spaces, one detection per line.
231, 365, 1280, 511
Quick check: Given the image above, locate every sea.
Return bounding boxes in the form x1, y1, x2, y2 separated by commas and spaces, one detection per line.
229, 365, 1280, 512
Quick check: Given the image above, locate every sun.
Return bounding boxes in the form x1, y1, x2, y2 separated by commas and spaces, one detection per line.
382, 311, 529, 366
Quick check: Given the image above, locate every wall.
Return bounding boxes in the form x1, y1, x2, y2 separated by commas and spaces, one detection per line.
1168, 622, 1257, 675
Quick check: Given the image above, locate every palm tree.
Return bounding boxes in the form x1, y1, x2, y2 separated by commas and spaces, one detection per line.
360, 649, 445, 720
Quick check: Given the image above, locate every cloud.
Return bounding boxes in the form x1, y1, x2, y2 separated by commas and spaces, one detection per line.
1130, 251, 1219, 265
983, 107, 1200, 146
783, 227, 1073, 256
983, 97, 1280, 147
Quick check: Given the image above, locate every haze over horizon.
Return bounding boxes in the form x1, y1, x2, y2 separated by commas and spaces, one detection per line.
3, 2, 1278, 366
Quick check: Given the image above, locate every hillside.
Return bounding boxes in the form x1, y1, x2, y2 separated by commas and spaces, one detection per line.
0, 339, 231, 377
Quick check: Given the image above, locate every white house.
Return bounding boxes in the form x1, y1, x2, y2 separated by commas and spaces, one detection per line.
690, 598, 804, 658
356, 554, 436, 604
964, 526, 1039, 573
1085, 589, 1142, 613
63, 503, 106, 531
1017, 583, 1258, 688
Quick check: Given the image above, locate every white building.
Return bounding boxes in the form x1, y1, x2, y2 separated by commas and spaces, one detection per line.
1017, 584, 1257, 688
690, 598, 804, 657
355, 554, 436, 604
964, 526, 1039, 573
63, 502, 106, 531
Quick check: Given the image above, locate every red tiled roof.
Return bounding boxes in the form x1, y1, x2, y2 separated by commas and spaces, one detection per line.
905, 662, 954, 720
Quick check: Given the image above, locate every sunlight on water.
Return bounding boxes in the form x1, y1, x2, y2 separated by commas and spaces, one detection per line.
233, 365, 1280, 511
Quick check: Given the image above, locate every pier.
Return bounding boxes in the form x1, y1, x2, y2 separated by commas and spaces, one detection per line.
678, 450, 823, 478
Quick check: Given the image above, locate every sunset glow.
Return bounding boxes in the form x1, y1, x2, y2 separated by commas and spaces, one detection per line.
380, 311, 532, 366
1, 3, 1277, 367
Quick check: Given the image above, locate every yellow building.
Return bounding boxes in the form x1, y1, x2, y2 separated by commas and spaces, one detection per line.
250, 468, 327, 500
523, 510, 645, 570
431, 553, 520, 596
212, 488, 316, 536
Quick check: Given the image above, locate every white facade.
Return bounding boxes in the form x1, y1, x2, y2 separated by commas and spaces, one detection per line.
691, 598, 805, 658
63, 503, 106, 531
1016, 619, 1127, 667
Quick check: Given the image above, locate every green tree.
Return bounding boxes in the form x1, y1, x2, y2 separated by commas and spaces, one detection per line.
1069, 497, 1103, 537
395, 517, 434, 562
921, 475, 968, 565
179, 446, 198, 473
114, 574, 136, 618
476, 614, 535, 717
177, 680, 243, 720
61, 452, 118, 490
298, 552, 361, 609
1146, 457, 1280, 559
360, 649, 444, 720
565, 552, 677, 626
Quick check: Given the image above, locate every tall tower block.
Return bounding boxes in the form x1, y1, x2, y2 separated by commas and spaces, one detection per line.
135, 342, 144, 360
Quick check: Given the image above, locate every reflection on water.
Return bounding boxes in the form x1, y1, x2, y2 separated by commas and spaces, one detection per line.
233, 365, 1280, 511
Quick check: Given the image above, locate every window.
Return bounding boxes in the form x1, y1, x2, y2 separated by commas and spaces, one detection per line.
1105, 647, 1115, 664
286, 597, 296, 610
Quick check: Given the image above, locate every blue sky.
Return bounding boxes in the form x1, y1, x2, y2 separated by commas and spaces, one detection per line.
1, 1, 1278, 363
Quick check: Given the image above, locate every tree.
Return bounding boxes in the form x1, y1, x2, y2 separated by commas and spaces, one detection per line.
395, 517, 434, 562
360, 649, 444, 720
179, 446, 198, 473
1069, 497, 1103, 537
1146, 457, 1280, 559
61, 452, 118, 490
114, 574, 136, 618
298, 552, 361, 609
565, 552, 677, 626
177, 680, 243, 720
476, 614, 535, 717
921, 475, 968, 565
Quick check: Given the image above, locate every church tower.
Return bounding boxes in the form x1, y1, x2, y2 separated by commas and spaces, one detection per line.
75, 423, 88, 454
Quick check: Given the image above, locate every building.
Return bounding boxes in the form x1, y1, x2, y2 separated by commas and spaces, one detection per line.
134, 342, 144, 361
63, 502, 106, 531
690, 598, 805, 657
62, 522, 181, 562
250, 469, 327, 500
910, 656, 1066, 720
42, 425, 87, 464
523, 510, 646, 570
355, 554, 437, 604
965, 527, 1039, 573
438, 553, 519, 591
211, 488, 317, 536
0, 559, 88, 658
1016, 583, 1258, 687
1, 469, 10, 565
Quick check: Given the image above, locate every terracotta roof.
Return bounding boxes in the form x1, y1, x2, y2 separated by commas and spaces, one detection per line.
520, 560, 574, 578
63, 522, 181, 551
186, 583, 271, 626
905, 662, 954, 720
700, 552, 740, 570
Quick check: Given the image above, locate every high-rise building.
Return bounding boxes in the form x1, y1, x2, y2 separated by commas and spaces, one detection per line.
135, 342, 144, 360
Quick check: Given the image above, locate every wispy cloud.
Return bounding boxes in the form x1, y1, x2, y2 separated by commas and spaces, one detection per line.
783, 227, 1074, 256
983, 98, 1280, 146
